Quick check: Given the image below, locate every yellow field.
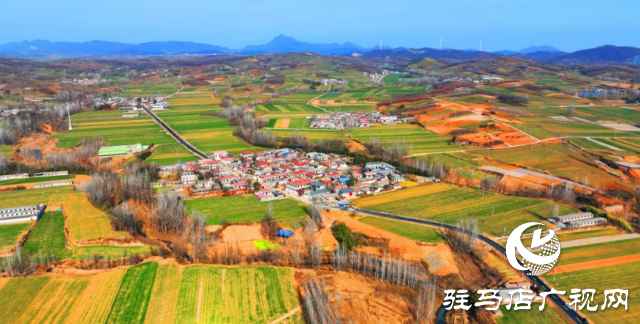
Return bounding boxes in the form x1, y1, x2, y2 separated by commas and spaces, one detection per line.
15, 276, 90, 324
59, 191, 129, 243
144, 263, 182, 324
65, 270, 125, 324
354, 184, 452, 207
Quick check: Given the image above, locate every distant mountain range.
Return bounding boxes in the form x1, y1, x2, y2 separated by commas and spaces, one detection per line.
0, 36, 639, 65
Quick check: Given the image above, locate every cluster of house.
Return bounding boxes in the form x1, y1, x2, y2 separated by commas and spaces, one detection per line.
152, 149, 408, 204
549, 212, 607, 229
308, 112, 399, 129
320, 79, 348, 86
479, 75, 504, 82
0, 204, 46, 225
363, 70, 399, 83
94, 95, 169, 111
61, 78, 103, 85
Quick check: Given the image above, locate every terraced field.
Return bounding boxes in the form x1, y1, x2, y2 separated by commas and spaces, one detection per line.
353, 184, 578, 236
0, 263, 301, 324
348, 124, 461, 154
186, 195, 308, 225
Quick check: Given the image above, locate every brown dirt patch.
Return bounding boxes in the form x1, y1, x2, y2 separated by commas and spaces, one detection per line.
295, 269, 416, 324
554, 254, 640, 274
325, 210, 459, 275
216, 224, 265, 254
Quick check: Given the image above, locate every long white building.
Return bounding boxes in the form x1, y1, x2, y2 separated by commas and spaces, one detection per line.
0, 204, 46, 224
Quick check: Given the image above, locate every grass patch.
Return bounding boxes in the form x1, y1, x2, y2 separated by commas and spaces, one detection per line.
22, 211, 72, 260
358, 216, 443, 243
0, 174, 75, 186
186, 195, 308, 225
253, 240, 280, 250
106, 262, 158, 324
0, 221, 32, 250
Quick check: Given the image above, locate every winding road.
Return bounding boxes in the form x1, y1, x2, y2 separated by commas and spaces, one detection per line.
347, 208, 588, 324
143, 100, 587, 324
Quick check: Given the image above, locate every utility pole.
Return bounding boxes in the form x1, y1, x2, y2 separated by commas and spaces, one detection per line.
66, 104, 73, 131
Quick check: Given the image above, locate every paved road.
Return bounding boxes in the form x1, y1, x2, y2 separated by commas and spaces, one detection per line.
145, 100, 586, 323
561, 233, 640, 249
142, 106, 208, 159
348, 208, 588, 324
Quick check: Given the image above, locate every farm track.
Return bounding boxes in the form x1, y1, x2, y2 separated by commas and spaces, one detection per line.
561, 233, 640, 248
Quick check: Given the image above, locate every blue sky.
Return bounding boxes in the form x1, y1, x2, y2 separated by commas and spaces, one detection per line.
2, 0, 638, 52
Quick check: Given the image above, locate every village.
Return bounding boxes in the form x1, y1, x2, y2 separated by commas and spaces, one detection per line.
308, 111, 407, 129
151, 148, 425, 207
94, 95, 170, 112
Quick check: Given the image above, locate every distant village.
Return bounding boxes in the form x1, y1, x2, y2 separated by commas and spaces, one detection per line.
151, 148, 434, 207
94, 95, 170, 112
308, 112, 410, 129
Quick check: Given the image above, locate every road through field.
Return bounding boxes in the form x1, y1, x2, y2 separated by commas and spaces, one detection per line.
343, 207, 587, 324
561, 233, 640, 248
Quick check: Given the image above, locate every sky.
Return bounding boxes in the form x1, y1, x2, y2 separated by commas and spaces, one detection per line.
2, 0, 639, 52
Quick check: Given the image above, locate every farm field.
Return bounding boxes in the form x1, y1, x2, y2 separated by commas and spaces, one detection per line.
265, 118, 310, 129
358, 216, 443, 243
0, 174, 75, 186
0, 186, 70, 209
254, 104, 323, 113
268, 128, 347, 143
269, 93, 320, 104
106, 262, 158, 324
347, 124, 461, 154
0, 262, 302, 324
0, 221, 32, 250
477, 143, 621, 189
186, 195, 308, 225
517, 228, 622, 248
496, 303, 569, 324
353, 184, 578, 236
174, 265, 301, 323
146, 144, 199, 165
0, 144, 15, 156
58, 190, 130, 244
555, 237, 640, 266
72, 245, 152, 260
548, 260, 640, 324
53, 117, 176, 148
22, 211, 72, 260
159, 95, 258, 155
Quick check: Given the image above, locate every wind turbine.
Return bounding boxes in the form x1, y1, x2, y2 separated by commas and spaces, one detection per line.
379, 40, 382, 51
66, 104, 73, 131
480, 39, 483, 52
439, 38, 442, 51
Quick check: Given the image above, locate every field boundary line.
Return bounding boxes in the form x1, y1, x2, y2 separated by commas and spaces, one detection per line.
269, 307, 301, 324
196, 280, 204, 323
